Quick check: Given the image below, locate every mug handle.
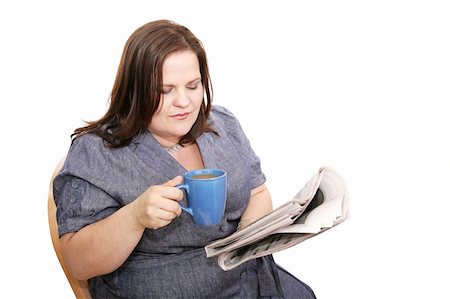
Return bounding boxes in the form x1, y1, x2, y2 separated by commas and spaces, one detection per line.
176, 184, 193, 216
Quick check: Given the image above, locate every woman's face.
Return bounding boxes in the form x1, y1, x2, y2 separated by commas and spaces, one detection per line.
148, 50, 204, 145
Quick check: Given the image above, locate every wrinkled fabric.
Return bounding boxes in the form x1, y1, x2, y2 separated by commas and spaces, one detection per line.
54, 105, 315, 298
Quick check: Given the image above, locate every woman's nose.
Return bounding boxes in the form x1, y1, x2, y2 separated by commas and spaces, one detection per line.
173, 89, 190, 107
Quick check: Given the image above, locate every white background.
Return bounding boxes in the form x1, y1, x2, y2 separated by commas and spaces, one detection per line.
1, 1, 449, 298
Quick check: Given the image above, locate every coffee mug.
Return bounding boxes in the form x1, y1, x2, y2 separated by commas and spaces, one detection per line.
177, 169, 227, 226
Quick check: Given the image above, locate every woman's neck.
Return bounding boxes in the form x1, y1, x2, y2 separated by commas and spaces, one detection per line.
150, 132, 181, 148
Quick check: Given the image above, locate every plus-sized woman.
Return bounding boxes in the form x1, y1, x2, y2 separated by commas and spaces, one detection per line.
54, 19, 316, 299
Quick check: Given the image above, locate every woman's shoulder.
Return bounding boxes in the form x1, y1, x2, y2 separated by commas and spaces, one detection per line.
210, 105, 240, 130
209, 105, 252, 146
69, 133, 108, 156
62, 133, 114, 174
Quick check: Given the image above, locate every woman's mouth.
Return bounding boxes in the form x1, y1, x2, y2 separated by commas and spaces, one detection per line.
170, 112, 190, 120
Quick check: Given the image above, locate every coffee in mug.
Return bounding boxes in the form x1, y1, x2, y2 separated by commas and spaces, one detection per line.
191, 174, 217, 179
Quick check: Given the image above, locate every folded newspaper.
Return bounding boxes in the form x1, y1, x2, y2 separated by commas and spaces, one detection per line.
205, 166, 349, 271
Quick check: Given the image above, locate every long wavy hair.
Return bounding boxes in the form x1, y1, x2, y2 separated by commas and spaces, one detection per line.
72, 20, 215, 147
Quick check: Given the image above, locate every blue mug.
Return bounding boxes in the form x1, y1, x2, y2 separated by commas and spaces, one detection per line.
177, 169, 227, 226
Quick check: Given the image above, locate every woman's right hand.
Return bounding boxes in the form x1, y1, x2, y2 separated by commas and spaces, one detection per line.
130, 176, 184, 230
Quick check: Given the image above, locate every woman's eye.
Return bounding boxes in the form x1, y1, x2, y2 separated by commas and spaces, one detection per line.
162, 88, 172, 95
187, 83, 199, 90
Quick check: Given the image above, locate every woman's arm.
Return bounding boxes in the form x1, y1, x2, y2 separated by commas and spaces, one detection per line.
60, 176, 183, 280
239, 184, 273, 229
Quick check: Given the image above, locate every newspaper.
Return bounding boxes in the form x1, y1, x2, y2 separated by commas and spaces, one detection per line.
204, 166, 349, 271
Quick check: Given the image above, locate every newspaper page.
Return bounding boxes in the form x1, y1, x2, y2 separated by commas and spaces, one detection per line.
205, 167, 324, 258
205, 166, 349, 271
277, 168, 349, 234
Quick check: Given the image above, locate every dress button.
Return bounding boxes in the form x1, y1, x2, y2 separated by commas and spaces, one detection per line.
70, 196, 77, 204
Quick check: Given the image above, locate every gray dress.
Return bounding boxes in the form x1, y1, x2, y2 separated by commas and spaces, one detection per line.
53, 105, 316, 298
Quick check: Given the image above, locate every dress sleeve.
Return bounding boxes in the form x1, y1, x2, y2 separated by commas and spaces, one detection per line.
212, 105, 266, 190
52, 135, 121, 237
53, 173, 120, 237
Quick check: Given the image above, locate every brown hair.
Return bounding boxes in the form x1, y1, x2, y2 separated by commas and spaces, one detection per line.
72, 19, 214, 147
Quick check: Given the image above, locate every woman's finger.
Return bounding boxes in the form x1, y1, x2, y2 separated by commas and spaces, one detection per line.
155, 207, 179, 221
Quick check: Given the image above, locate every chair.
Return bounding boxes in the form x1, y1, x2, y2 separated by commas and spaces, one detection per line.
48, 157, 92, 299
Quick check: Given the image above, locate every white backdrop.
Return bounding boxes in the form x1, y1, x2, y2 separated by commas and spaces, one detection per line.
1, 1, 449, 298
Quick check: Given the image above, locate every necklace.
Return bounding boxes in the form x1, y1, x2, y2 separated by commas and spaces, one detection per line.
165, 143, 182, 154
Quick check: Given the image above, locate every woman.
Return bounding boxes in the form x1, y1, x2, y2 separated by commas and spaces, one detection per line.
54, 19, 316, 298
